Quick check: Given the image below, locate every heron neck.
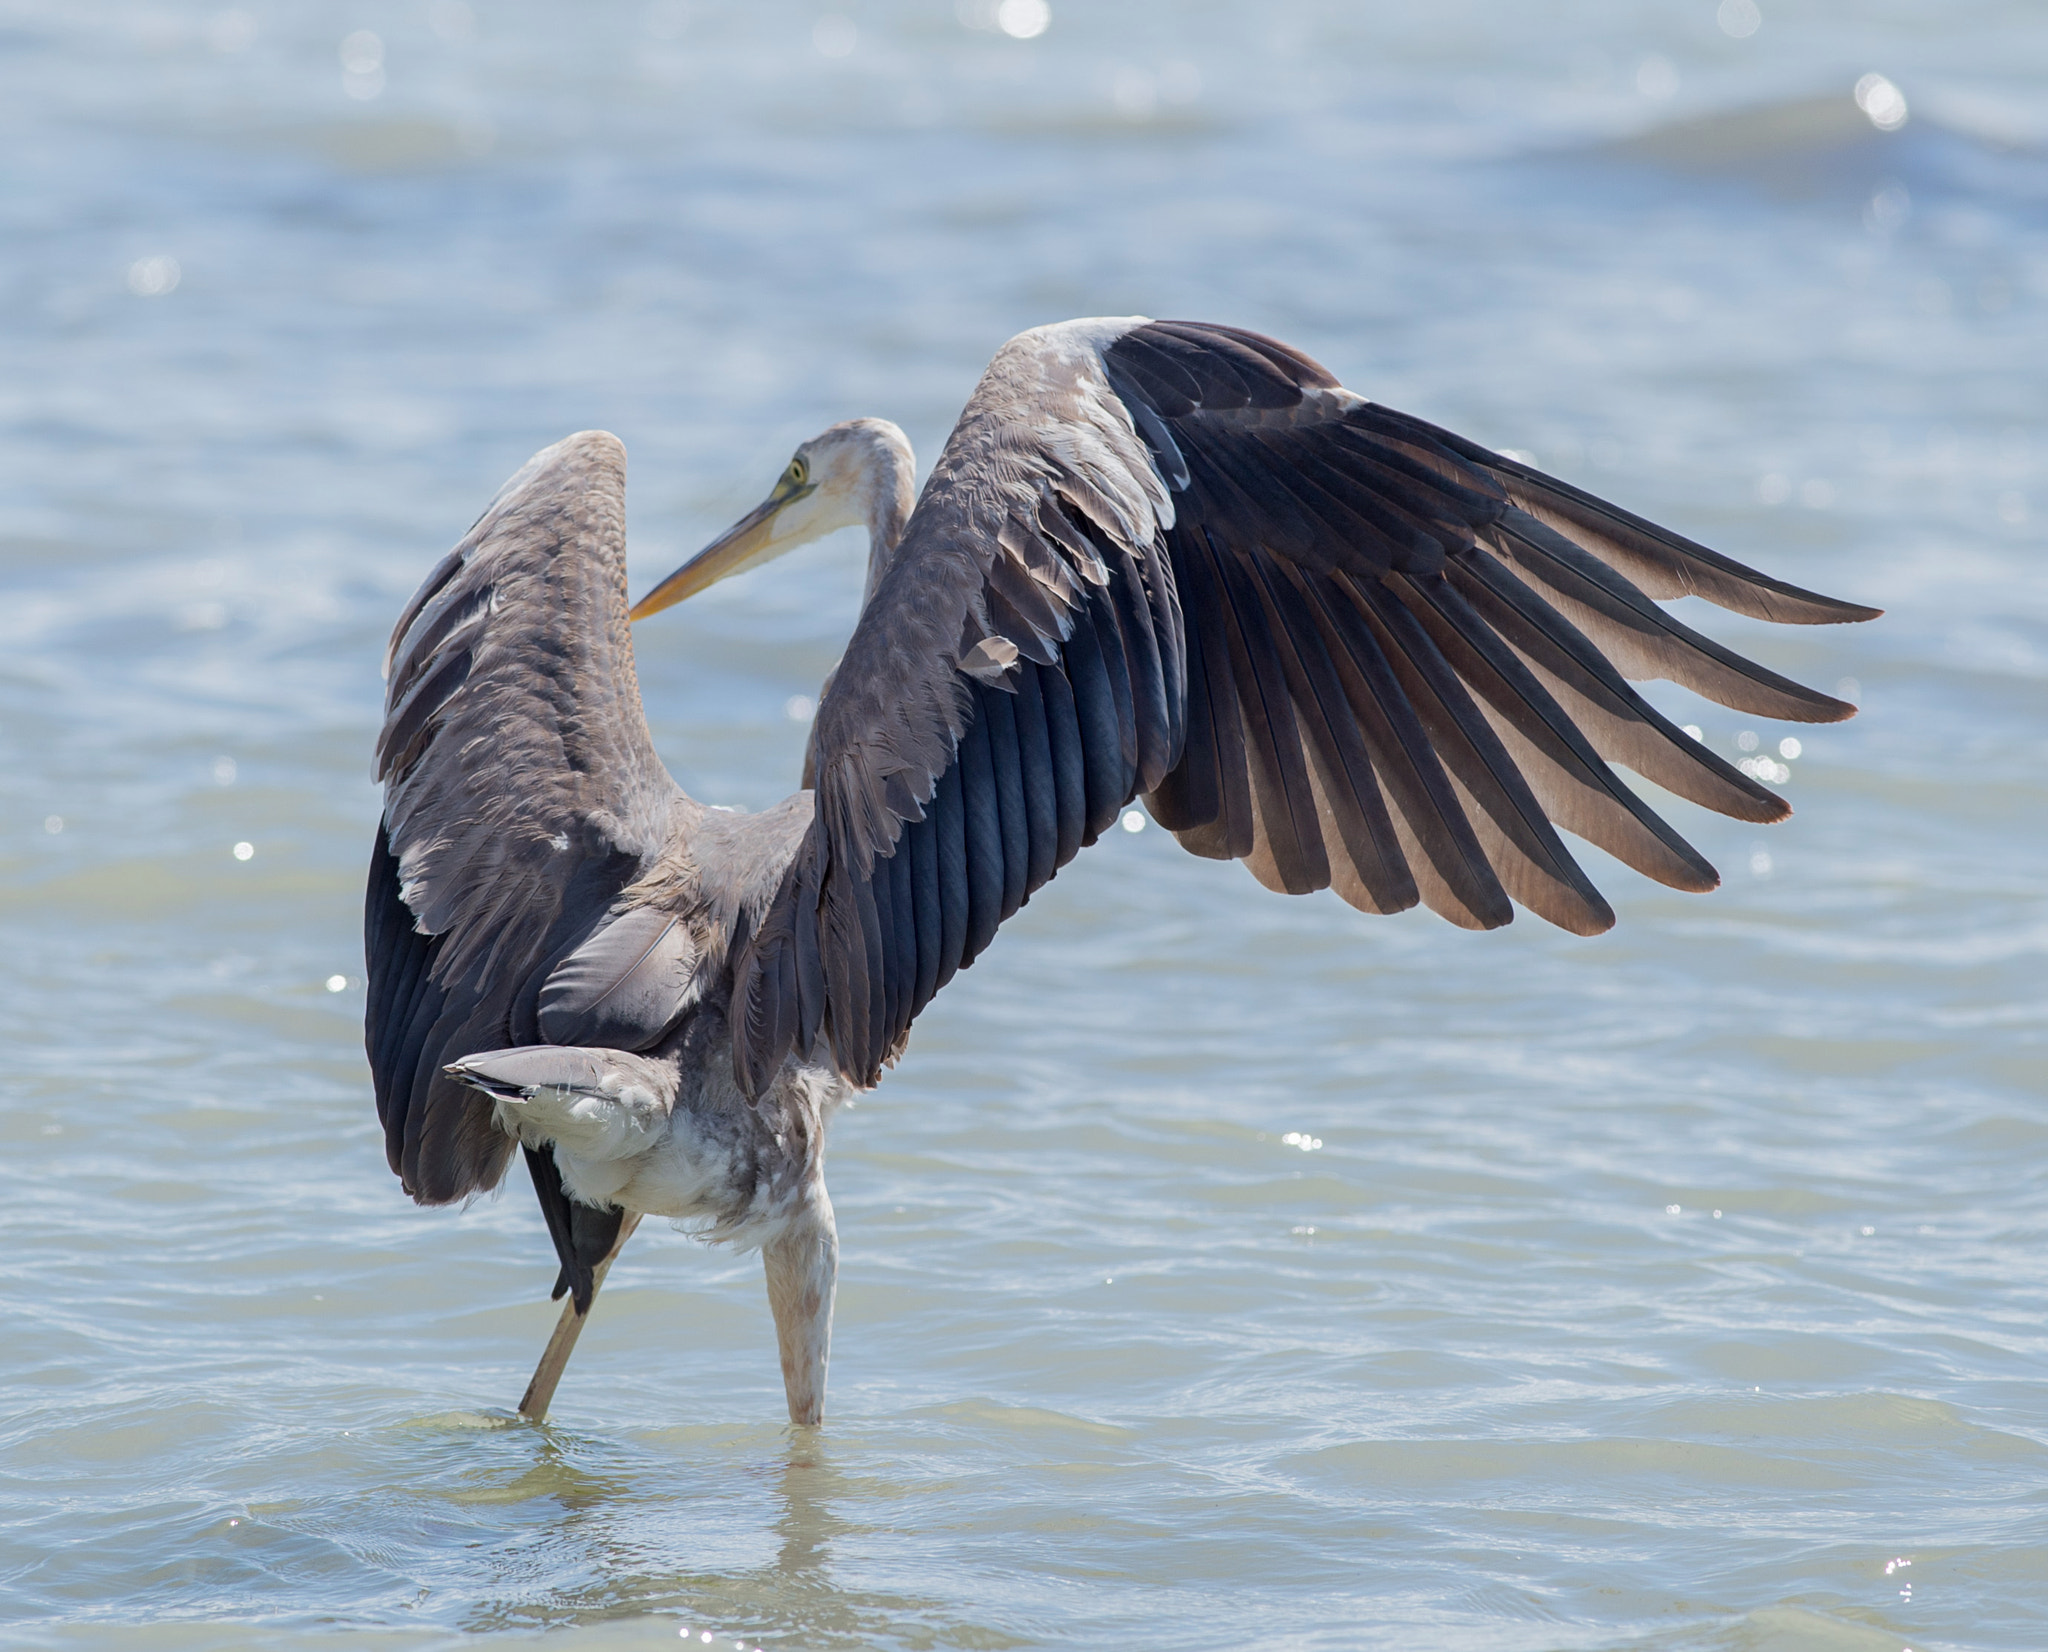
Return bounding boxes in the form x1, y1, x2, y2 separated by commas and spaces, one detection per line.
859, 442, 917, 609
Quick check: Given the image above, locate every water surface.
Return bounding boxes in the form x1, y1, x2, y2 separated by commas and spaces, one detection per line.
3, 2, 2045, 1648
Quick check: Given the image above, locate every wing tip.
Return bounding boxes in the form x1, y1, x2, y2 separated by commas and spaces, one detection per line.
480, 429, 629, 530
1553, 891, 1617, 936
1803, 694, 1860, 724
1763, 595, 1881, 627
553, 428, 627, 464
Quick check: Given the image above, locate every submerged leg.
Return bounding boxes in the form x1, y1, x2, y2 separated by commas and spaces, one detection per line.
518, 1211, 641, 1422
763, 1187, 838, 1426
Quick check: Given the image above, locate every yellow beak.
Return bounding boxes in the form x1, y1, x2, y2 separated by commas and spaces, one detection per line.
629, 474, 816, 621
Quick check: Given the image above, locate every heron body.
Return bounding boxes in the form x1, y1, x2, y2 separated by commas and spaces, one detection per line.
366, 318, 1877, 1426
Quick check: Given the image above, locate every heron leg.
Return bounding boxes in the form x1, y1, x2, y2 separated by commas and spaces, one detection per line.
762, 1185, 837, 1426
518, 1210, 641, 1422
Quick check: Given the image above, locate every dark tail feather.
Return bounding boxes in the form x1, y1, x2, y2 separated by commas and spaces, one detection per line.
525, 1145, 624, 1315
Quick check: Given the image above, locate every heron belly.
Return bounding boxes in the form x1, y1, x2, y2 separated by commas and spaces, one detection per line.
606, 1060, 854, 1243
567, 1107, 739, 1221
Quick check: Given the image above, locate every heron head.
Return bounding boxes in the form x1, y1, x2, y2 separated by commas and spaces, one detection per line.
630, 419, 913, 620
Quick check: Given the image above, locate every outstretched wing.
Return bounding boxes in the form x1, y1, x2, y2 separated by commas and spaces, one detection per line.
366, 431, 684, 1204
730, 318, 1878, 1095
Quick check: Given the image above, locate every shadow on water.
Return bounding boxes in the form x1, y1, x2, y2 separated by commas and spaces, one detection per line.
450, 1424, 1023, 1649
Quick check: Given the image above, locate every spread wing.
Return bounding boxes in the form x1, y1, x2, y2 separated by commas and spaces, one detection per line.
366, 431, 685, 1204
729, 318, 1880, 1096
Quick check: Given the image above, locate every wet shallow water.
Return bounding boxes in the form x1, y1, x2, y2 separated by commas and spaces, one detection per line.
2, 2, 2046, 1648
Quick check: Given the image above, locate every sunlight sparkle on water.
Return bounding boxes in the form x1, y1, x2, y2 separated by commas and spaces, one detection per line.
1866, 185, 1911, 234
1854, 73, 1908, 132
127, 256, 179, 297
340, 30, 382, 73
998, 0, 1050, 40
1716, 0, 1760, 38
341, 30, 385, 99
1634, 55, 1678, 99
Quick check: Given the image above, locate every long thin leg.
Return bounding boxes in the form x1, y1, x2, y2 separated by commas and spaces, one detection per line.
518, 1211, 642, 1422
763, 1187, 838, 1426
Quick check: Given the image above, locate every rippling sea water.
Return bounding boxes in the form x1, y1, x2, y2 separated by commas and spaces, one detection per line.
3, 2, 2045, 1647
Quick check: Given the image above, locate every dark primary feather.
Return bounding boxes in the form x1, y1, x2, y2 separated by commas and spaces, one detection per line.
730, 318, 1877, 1097
1413, 416, 1883, 628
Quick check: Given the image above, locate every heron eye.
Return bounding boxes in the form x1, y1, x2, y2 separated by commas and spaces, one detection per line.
788, 460, 806, 485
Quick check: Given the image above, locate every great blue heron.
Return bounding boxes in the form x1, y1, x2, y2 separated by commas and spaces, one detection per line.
366, 318, 1877, 1425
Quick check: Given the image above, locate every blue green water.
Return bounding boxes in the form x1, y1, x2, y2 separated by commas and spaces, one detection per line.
3, 2, 2045, 1647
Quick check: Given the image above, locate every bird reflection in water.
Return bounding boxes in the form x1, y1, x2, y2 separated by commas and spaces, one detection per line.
461, 1430, 964, 1645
